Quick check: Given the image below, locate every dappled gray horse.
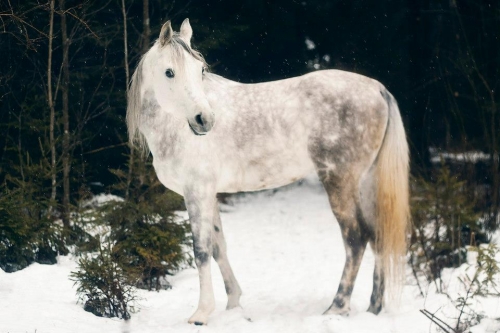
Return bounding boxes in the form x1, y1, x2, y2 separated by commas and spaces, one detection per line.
127, 19, 409, 325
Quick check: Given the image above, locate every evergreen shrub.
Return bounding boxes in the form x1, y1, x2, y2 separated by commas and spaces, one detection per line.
71, 241, 136, 319
0, 187, 66, 272
410, 164, 487, 292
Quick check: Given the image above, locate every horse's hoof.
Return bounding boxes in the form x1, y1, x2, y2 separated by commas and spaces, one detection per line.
226, 290, 242, 310
188, 310, 210, 325
188, 319, 207, 326
367, 304, 382, 315
226, 302, 242, 310
323, 306, 350, 317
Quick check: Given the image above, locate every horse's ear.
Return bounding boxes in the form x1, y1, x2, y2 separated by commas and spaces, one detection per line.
179, 18, 193, 46
159, 20, 173, 47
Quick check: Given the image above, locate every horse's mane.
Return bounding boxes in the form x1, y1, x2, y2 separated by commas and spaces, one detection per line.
126, 34, 207, 154
127, 56, 146, 153
168, 33, 208, 69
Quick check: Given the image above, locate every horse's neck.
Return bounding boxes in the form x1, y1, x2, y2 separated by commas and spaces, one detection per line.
204, 73, 240, 87
203, 74, 245, 118
203, 73, 241, 100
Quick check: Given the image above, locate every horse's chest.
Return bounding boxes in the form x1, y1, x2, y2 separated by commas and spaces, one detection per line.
144, 126, 187, 195
152, 157, 185, 195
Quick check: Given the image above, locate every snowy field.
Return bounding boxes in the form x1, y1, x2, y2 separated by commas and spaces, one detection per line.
1, 174, 499, 333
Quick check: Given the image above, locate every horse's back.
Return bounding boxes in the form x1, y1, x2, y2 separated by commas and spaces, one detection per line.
298, 69, 386, 107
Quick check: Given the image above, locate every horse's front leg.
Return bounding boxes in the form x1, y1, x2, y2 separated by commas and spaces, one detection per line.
212, 201, 242, 309
184, 184, 217, 325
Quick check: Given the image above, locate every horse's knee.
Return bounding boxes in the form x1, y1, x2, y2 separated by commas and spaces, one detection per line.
194, 251, 209, 267
193, 239, 211, 267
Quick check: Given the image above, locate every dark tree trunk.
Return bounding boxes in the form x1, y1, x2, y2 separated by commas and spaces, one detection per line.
142, 0, 150, 55
407, 0, 430, 170
60, 0, 71, 229
48, 0, 56, 216
122, 0, 133, 201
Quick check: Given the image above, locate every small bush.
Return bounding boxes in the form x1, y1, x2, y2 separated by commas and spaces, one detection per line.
71, 241, 137, 320
108, 203, 191, 290
410, 164, 484, 292
0, 187, 66, 272
0, 151, 69, 272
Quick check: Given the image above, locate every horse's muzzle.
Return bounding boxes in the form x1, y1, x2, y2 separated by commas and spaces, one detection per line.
188, 112, 214, 135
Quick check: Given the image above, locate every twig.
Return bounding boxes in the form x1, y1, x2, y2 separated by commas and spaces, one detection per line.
83, 143, 127, 155
410, 252, 425, 297
420, 309, 456, 333
63, 8, 99, 39
424, 309, 457, 332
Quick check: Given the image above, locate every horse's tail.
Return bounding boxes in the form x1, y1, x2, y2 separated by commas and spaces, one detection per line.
375, 89, 410, 300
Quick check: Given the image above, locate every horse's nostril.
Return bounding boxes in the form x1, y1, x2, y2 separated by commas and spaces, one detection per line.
195, 114, 204, 127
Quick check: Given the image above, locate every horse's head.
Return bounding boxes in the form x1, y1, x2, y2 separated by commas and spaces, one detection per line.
145, 19, 213, 136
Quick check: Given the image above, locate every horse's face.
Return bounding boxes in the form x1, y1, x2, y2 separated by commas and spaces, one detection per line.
148, 19, 214, 136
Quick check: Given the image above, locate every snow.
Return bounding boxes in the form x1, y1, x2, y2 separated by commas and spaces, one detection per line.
429, 147, 493, 164
1, 174, 499, 333
305, 37, 316, 50
80, 193, 124, 208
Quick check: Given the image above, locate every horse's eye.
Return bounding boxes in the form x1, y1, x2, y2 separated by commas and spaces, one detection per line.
202, 67, 205, 75
165, 68, 175, 78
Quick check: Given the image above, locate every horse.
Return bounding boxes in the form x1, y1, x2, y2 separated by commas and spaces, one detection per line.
127, 19, 409, 325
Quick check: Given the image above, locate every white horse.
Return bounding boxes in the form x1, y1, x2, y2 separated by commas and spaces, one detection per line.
127, 19, 409, 325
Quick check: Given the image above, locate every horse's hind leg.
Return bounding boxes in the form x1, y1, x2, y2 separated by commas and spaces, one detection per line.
212, 202, 242, 309
359, 171, 385, 314
322, 179, 369, 316
367, 246, 385, 314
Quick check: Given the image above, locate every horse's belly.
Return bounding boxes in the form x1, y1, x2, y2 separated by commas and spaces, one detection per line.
217, 148, 315, 193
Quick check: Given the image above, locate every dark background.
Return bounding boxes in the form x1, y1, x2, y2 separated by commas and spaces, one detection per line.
0, 0, 499, 203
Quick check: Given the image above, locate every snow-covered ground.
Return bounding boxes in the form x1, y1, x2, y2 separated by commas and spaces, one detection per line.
1, 174, 500, 333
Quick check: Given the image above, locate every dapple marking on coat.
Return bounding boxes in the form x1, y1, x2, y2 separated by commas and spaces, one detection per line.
127, 19, 410, 325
